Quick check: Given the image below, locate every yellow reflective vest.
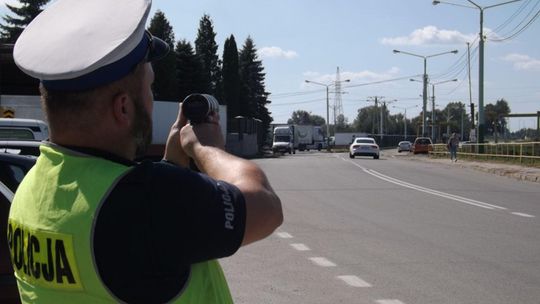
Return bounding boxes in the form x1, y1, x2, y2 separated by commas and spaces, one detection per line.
8, 144, 233, 303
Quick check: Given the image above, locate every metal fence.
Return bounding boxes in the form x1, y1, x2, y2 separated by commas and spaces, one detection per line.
431, 142, 540, 166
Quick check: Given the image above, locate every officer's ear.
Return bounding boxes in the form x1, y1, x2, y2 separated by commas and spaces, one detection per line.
111, 91, 134, 128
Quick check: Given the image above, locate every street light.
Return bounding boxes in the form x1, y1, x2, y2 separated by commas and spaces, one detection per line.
393, 104, 418, 140
430, 79, 458, 141
305, 79, 350, 151
393, 49, 458, 137
433, 0, 521, 147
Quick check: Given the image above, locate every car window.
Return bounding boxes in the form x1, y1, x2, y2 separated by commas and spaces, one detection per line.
355, 139, 375, 144
415, 138, 431, 145
274, 135, 290, 142
0, 128, 35, 140
0, 162, 27, 192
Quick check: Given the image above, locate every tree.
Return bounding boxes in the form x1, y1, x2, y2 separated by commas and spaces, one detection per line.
287, 110, 325, 125
175, 39, 204, 102
195, 14, 221, 98
352, 106, 377, 133
0, 0, 49, 43
485, 98, 511, 135
335, 114, 352, 132
147, 10, 178, 101
238, 36, 273, 148
222, 35, 241, 128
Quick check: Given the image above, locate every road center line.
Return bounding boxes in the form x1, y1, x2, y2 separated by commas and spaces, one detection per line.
376, 300, 406, 304
309, 257, 336, 267
336, 275, 372, 287
344, 158, 507, 211
276, 232, 293, 239
290, 243, 310, 251
511, 212, 535, 218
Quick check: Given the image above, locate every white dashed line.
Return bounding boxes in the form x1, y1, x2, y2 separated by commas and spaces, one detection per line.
276, 232, 293, 239
376, 300, 406, 304
290, 243, 310, 251
309, 257, 336, 267
511, 212, 535, 218
336, 275, 372, 287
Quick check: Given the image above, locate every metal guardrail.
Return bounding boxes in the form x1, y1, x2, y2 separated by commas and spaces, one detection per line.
430, 142, 540, 165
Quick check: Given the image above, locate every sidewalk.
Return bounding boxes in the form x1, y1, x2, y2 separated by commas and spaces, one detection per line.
389, 150, 540, 184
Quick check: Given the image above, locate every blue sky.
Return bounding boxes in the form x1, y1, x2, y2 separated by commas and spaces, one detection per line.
2, 0, 539, 130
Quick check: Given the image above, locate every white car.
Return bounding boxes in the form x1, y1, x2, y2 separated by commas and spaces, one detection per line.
349, 137, 380, 159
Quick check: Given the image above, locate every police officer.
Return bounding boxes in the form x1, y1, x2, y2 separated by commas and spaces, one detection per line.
7, 0, 282, 303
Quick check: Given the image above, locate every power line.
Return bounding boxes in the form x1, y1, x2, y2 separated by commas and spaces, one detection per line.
341, 74, 422, 89
270, 97, 325, 106
490, 0, 540, 42
492, 0, 534, 33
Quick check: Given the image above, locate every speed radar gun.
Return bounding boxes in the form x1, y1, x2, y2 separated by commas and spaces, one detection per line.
182, 93, 220, 124
181, 93, 221, 172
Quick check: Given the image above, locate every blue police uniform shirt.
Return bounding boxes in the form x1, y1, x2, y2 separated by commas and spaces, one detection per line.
65, 147, 246, 303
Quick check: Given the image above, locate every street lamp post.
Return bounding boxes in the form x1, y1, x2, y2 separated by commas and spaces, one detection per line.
305, 79, 350, 151
433, 0, 521, 148
394, 49, 458, 137
430, 79, 458, 141
393, 105, 418, 140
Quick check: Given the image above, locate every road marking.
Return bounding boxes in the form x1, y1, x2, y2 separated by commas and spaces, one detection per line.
336, 275, 372, 287
376, 300, 406, 304
309, 257, 336, 267
290, 243, 310, 251
344, 158, 507, 211
276, 232, 293, 239
511, 212, 535, 218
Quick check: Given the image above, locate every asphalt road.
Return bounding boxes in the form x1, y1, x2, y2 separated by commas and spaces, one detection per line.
220, 151, 540, 304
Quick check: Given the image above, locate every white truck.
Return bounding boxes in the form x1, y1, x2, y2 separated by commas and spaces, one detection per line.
290, 125, 325, 152
272, 126, 294, 154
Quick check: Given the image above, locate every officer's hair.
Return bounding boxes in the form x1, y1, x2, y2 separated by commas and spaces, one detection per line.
40, 63, 146, 131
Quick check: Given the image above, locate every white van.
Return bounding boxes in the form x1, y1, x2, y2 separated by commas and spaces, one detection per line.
0, 118, 49, 141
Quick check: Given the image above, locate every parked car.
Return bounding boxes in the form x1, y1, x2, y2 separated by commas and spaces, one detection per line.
349, 137, 380, 159
412, 137, 433, 154
0, 153, 36, 304
0, 118, 49, 141
397, 141, 412, 152
0, 140, 42, 156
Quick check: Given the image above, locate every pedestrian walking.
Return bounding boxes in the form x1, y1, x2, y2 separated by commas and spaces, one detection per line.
447, 132, 460, 162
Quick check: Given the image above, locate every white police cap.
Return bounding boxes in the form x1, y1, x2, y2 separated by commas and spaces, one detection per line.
13, 0, 169, 91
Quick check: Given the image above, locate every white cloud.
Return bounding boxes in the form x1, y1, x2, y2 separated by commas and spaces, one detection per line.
259, 46, 298, 59
380, 25, 475, 46
303, 67, 400, 85
502, 53, 540, 71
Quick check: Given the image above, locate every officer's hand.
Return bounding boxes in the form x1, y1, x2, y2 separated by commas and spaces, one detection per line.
163, 103, 190, 167
180, 112, 225, 159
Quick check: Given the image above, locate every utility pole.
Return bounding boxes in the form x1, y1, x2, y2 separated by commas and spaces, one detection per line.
467, 42, 474, 129
367, 96, 384, 137
334, 67, 344, 126
433, 0, 522, 149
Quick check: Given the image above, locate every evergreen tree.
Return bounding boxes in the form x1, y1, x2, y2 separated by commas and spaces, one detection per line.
175, 39, 204, 102
0, 0, 49, 43
239, 37, 273, 148
194, 14, 221, 98
147, 10, 178, 101
222, 35, 241, 129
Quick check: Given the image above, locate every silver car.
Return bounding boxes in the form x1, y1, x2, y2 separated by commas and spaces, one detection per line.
397, 141, 412, 152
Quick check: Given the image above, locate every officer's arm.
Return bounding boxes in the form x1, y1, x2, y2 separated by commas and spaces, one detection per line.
180, 123, 283, 246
